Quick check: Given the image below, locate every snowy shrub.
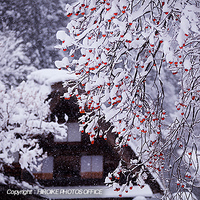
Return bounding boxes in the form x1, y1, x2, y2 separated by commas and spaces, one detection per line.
0, 74, 67, 183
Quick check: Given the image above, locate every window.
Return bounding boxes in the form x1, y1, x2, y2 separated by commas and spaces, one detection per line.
54, 122, 81, 142
33, 156, 53, 180
67, 122, 81, 142
81, 155, 103, 179
8, 151, 19, 163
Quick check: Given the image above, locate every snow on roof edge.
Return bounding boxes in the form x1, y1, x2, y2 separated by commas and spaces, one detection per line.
27, 69, 78, 86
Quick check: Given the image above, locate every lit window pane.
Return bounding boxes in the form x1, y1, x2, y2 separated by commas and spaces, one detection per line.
67, 122, 81, 142
42, 156, 53, 173
13, 151, 19, 163
54, 122, 81, 142
91, 155, 103, 172
81, 156, 91, 172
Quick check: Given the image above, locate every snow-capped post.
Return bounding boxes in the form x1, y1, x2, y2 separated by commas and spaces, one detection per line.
56, 0, 200, 198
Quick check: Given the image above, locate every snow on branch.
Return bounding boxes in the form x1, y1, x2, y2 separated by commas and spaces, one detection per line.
55, 0, 200, 198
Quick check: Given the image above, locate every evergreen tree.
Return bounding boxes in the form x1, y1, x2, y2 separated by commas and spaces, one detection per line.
0, 30, 35, 88
0, 0, 68, 72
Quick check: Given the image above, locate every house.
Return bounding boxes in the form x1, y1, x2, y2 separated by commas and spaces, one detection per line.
32, 78, 121, 187
29, 69, 162, 199
2, 69, 162, 199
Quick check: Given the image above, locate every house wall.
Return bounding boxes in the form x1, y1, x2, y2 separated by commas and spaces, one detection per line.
35, 133, 120, 187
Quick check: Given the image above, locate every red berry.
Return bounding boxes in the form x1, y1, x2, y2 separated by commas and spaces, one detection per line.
67, 13, 72, 17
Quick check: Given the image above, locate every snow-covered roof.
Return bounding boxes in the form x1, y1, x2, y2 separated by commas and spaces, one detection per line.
27, 69, 77, 86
